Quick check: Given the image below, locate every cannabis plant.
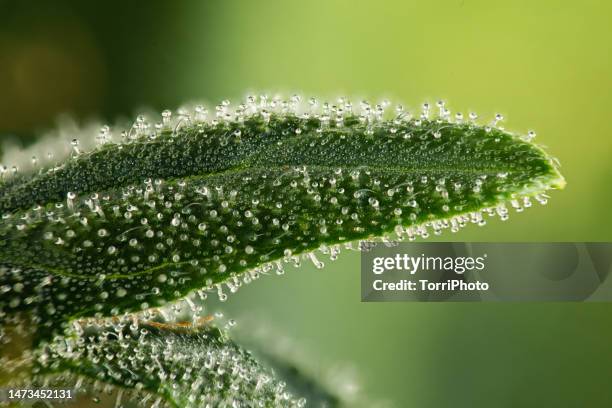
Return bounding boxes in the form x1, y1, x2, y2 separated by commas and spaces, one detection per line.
0, 95, 564, 407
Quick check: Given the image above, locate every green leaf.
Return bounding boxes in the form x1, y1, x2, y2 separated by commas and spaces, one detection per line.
0, 98, 565, 340
243, 348, 342, 407
31, 317, 303, 407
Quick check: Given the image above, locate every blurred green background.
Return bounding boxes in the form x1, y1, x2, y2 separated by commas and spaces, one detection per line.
1, 0, 611, 406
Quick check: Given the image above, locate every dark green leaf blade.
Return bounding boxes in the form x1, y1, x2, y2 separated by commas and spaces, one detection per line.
0, 99, 565, 340
30, 318, 302, 407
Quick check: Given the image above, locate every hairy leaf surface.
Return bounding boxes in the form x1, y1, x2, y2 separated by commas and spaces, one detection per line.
0, 100, 565, 340
31, 318, 301, 407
